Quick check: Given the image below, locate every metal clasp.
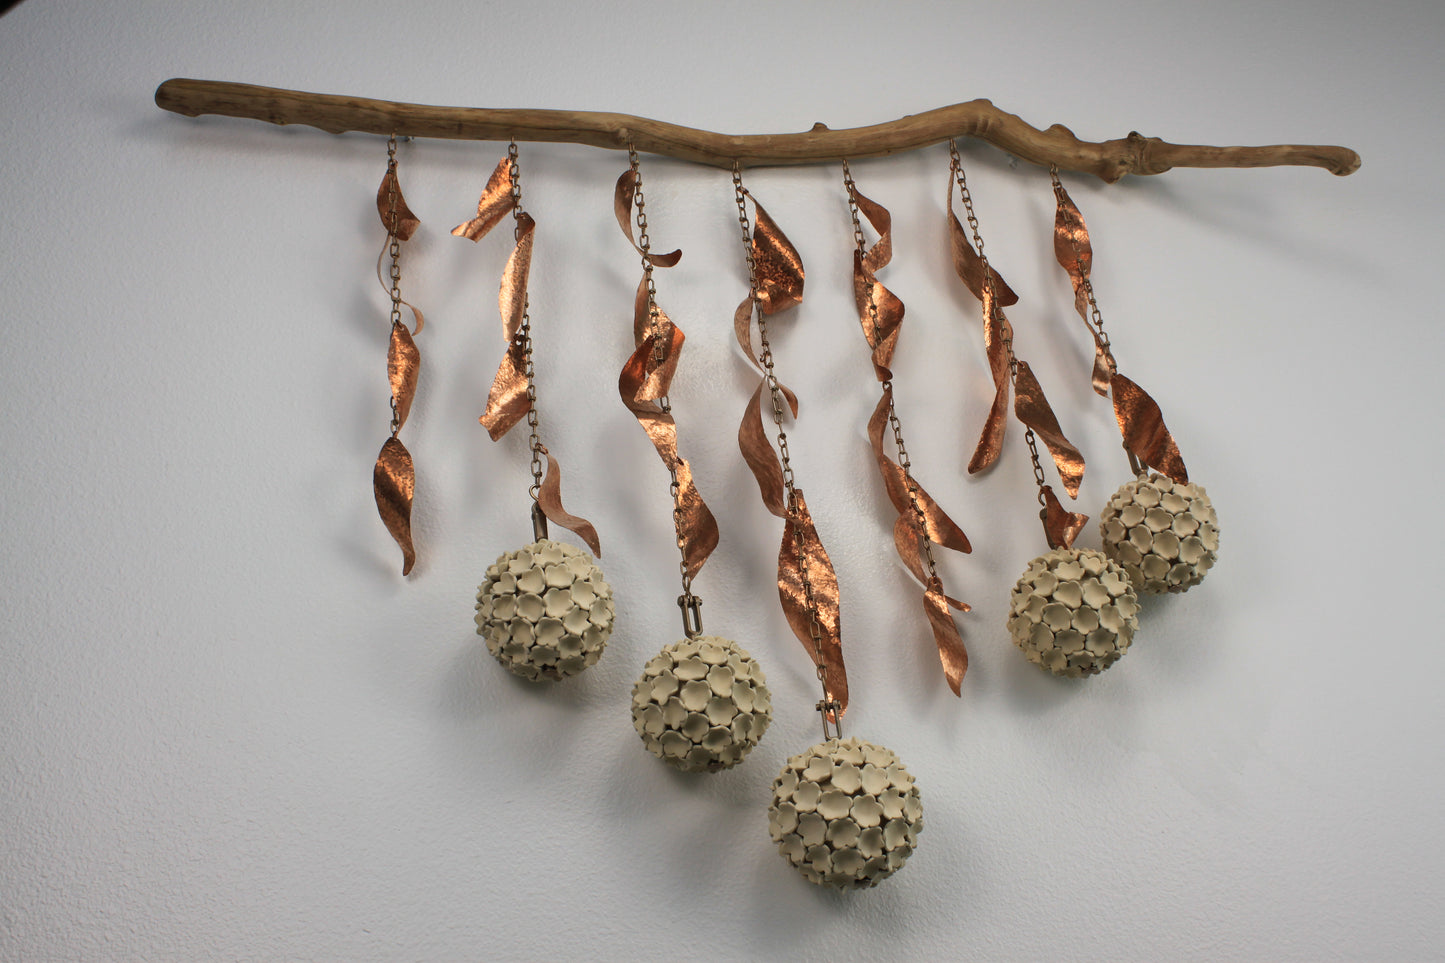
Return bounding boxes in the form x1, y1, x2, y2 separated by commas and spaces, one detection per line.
531, 501, 549, 542
677, 593, 703, 639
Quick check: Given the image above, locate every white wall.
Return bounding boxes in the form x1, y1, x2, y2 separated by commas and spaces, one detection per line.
2, 1, 1440, 959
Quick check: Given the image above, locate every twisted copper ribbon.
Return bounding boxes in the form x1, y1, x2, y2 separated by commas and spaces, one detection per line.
372, 162, 422, 575
452, 156, 601, 556
614, 168, 718, 580
948, 159, 1089, 550
733, 189, 847, 719
848, 179, 972, 694
1053, 181, 1188, 483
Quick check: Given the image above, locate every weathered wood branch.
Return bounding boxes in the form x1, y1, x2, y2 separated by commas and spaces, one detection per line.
154, 79, 1360, 183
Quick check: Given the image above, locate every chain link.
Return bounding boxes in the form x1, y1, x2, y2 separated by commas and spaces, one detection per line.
630, 146, 695, 609
498, 141, 546, 501
1050, 165, 1115, 370
843, 161, 938, 584
734, 162, 839, 740
384, 135, 404, 437
950, 141, 1053, 503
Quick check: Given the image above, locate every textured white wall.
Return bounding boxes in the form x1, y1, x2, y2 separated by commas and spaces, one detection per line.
2, 1, 1440, 959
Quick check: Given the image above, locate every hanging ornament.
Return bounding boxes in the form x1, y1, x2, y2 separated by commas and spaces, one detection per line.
840, 162, 973, 696
373, 135, 424, 576
455, 145, 613, 682
733, 164, 922, 888
1050, 168, 1219, 595
947, 142, 1140, 677
616, 148, 771, 773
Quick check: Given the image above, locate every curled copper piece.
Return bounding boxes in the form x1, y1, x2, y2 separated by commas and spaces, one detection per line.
376, 167, 420, 241
613, 169, 681, 267
388, 321, 420, 432
1052, 182, 1092, 307
867, 390, 971, 553
499, 213, 535, 343
480, 339, 530, 441
968, 286, 1012, 474
948, 205, 1017, 306
1013, 360, 1085, 499
1041, 484, 1089, 550
536, 445, 602, 558
778, 490, 847, 719
848, 185, 904, 381
451, 156, 514, 242
923, 578, 968, 696
616, 289, 719, 580
1111, 373, 1188, 484
374, 435, 416, 575
739, 379, 796, 519
750, 197, 805, 314
1091, 341, 1118, 398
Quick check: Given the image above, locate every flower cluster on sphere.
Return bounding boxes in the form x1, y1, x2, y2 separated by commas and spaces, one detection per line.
631, 635, 771, 773
768, 737, 923, 890
475, 539, 614, 681
1100, 472, 1219, 594
1008, 547, 1139, 677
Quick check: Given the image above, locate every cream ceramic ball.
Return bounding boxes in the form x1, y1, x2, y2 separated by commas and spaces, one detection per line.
631, 636, 772, 773
768, 737, 923, 890
1008, 547, 1139, 678
475, 540, 614, 681
1100, 472, 1219, 594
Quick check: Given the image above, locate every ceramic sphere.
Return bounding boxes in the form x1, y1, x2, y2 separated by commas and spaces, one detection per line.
768, 737, 923, 890
475, 539, 614, 681
1100, 472, 1219, 594
631, 635, 772, 773
1008, 546, 1139, 678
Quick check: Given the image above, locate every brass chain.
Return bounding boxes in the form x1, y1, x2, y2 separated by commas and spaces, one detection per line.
950, 141, 1049, 509
506, 141, 545, 500
733, 162, 839, 740
842, 160, 938, 583
630, 146, 696, 616
384, 135, 404, 438
1050, 164, 1115, 369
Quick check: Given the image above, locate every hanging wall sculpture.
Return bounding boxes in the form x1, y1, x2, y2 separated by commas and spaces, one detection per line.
456, 144, 616, 683
154, 78, 1359, 889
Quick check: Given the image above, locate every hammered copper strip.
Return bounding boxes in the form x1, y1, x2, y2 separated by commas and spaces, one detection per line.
635, 312, 684, 402
479, 339, 531, 441
948, 207, 1018, 306
750, 198, 805, 315
1041, 484, 1089, 550
968, 286, 1012, 474
613, 169, 681, 267
374, 435, 416, 575
853, 251, 905, 382
867, 390, 971, 553
778, 490, 847, 718
1111, 373, 1188, 484
451, 156, 514, 241
1091, 341, 1118, 398
376, 167, 420, 241
387, 322, 420, 431
1052, 182, 1092, 308
499, 213, 535, 343
739, 380, 793, 519
537, 445, 602, 558
923, 578, 969, 696
673, 457, 719, 581
1013, 360, 1085, 498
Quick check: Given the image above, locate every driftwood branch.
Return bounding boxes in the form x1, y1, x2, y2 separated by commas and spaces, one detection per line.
154, 79, 1360, 183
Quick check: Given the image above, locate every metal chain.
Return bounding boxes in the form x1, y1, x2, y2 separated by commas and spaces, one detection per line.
384, 135, 404, 438
506, 141, 545, 500
842, 161, 938, 582
1050, 164, 1115, 369
630, 146, 696, 621
950, 140, 1050, 508
733, 162, 839, 740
